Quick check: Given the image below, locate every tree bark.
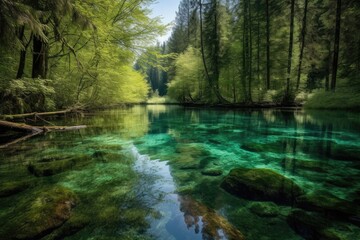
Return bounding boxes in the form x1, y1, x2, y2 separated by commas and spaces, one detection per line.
248, 0, 253, 102
296, 0, 309, 90
32, 35, 48, 79
1, 109, 78, 120
285, 0, 295, 101
265, 0, 271, 90
331, 0, 342, 92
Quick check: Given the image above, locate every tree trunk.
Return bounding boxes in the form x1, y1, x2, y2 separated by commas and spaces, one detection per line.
32, 35, 48, 79
16, 26, 26, 79
199, 0, 212, 97
296, 0, 309, 90
248, 0, 253, 102
257, 0, 261, 87
331, 0, 342, 92
265, 0, 271, 90
285, 0, 295, 101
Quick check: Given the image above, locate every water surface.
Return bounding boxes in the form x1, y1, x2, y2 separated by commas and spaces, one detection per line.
0, 106, 359, 240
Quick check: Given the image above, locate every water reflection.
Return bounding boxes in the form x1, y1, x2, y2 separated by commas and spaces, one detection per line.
130, 145, 244, 240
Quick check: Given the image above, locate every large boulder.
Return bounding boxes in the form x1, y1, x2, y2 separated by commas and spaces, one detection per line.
0, 186, 78, 240
221, 168, 303, 205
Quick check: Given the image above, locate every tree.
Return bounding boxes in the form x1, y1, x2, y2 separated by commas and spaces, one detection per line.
284, 0, 295, 102
330, 0, 342, 92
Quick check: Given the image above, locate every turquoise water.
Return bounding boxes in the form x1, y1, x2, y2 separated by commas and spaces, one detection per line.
0, 105, 359, 240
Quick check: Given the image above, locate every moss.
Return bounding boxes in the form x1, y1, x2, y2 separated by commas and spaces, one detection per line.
42, 213, 91, 240
287, 209, 359, 240
1, 186, 78, 240
248, 202, 279, 218
296, 191, 360, 220
0, 180, 32, 197
221, 168, 303, 205
287, 210, 330, 240
241, 141, 286, 154
92, 151, 128, 163
28, 155, 91, 177
295, 159, 328, 173
201, 168, 223, 176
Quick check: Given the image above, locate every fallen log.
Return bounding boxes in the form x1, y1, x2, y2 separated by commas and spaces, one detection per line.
0, 108, 81, 120
0, 120, 42, 133
0, 120, 87, 149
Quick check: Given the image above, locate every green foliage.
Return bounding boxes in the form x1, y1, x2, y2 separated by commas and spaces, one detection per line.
167, 46, 204, 102
305, 89, 360, 110
0, 79, 55, 114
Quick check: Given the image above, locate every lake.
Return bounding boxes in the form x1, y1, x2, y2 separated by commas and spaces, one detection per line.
0, 105, 359, 240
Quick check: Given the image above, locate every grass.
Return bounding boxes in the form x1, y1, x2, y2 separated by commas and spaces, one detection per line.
305, 88, 360, 110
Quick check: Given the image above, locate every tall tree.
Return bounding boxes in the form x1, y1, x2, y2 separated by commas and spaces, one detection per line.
330, 0, 342, 91
284, 0, 295, 101
265, 0, 271, 90
296, 0, 308, 90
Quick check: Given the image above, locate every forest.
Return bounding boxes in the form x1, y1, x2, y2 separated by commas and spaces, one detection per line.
0, 0, 359, 113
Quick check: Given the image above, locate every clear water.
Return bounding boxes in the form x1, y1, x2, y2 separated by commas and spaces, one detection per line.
0, 105, 360, 240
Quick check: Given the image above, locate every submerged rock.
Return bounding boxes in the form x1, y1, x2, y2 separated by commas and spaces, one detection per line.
201, 168, 223, 176
330, 146, 360, 162
241, 141, 285, 154
0, 180, 32, 197
92, 151, 128, 163
295, 159, 328, 173
1, 186, 78, 240
248, 202, 279, 218
296, 191, 360, 223
28, 156, 91, 177
42, 213, 90, 240
287, 209, 360, 240
221, 168, 303, 205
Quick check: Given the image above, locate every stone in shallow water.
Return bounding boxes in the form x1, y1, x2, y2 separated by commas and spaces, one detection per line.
1, 186, 78, 240
28, 156, 91, 177
221, 168, 303, 205
240, 141, 286, 154
287, 209, 360, 240
295, 159, 328, 173
296, 190, 360, 223
0, 180, 32, 197
201, 168, 223, 176
248, 202, 279, 218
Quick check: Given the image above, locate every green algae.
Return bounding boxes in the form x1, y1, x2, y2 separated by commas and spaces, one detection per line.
221, 168, 304, 205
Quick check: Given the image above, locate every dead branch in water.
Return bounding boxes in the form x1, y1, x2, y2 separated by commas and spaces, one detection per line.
0, 120, 86, 149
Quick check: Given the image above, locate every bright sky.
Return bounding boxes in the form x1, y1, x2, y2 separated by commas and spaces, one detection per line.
150, 0, 181, 43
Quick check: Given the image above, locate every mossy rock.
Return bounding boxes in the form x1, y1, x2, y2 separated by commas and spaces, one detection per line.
201, 168, 223, 176
287, 210, 360, 240
241, 141, 286, 154
330, 146, 360, 162
175, 144, 210, 158
1, 186, 78, 240
221, 168, 303, 205
92, 151, 128, 163
295, 159, 328, 173
42, 213, 90, 240
0, 180, 32, 197
28, 156, 91, 177
296, 191, 360, 222
287, 210, 331, 240
248, 202, 279, 218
